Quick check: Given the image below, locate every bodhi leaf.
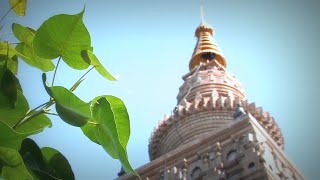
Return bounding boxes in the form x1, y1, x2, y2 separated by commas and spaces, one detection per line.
0, 42, 17, 59
16, 43, 55, 72
81, 50, 116, 81
0, 55, 18, 75
0, 65, 21, 108
0, 90, 52, 134
42, 73, 90, 127
0, 91, 28, 124
81, 121, 99, 145
0, 121, 37, 150
91, 97, 137, 176
12, 23, 54, 72
9, 0, 27, 16
81, 95, 130, 146
41, 147, 75, 180
12, 23, 33, 45
15, 114, 52, 134
33, 8, 91, 70
19, 138, 75, 180
19, 138, 46, 177
0, 147, 33, 180
6, 55, 18, 75
80, 96, 104, 145
0, 42, 19, 75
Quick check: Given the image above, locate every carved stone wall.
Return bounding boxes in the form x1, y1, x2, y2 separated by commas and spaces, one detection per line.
117, 115, 303, 180
149, 95, 285, 161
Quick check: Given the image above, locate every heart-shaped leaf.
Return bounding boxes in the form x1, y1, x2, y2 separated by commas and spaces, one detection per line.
0, 65, 21, 108
16, 43, 55, 72
33, 9, 91, 70
0, 90, 52, 134
0, 91, 28, 124
81, 95, 130, 146
81, 121, 100, 145
90, 97, 137, 175
0, 147, 33, 180
55, 102, 90, 127
6, 55, 18, 75
42, 73, 90, 127
0, 121, 37, 150
0, 42, 17, 59
12, 23, 33, 46
41, 147, 75, 180
0, 55, 18, 76
9, 0, 27, 16
80, 95, 110, 145
19, 138, 75, 180
13, 23, 54, 72
81, 50, 116, 81
15, 114, 52, 134
19, 138, 46, 172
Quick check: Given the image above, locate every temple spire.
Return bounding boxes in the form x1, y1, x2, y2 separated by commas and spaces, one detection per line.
200, 5, 205, 24
189, 11, 227, 71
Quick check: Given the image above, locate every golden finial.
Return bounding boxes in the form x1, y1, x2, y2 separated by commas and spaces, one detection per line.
189, 6, 226, 71
200, 5, 205, 24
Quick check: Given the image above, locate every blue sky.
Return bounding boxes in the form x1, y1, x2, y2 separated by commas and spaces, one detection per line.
1, 0, 320, 179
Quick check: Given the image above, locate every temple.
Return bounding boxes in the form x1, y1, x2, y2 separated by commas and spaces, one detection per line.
117, 19, 304, 180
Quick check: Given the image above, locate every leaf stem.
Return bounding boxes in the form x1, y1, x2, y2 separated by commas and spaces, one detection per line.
70, 66, 94, 91
33, 102, 50, 111
44, 111, 58, 116
88, 121, 99, 125
0, 0, 24, 25
0, 8, 12, 26
22, 101, 50, 119
13, 100, 55, 129
4, 41, 9, 67
52, 56, 62, 86
0, 32, 13, 36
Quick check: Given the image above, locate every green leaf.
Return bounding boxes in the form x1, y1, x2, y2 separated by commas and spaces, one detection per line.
0, 147, 33, 180
16, 43, 55, 72
13, 23, 55, 72
0, 65, 19, 108
9, 0, 27, 16
0, 121, 34, 150
12, 23, 33, 46
80, 95, 102, 145
6, 55, 18, 75
0, 91, 28, 125
42, 73, 90, 127
70, 78, 85, 92
81, 95, 130, 146
91, 97, 136, 175
55, 102, 90, 127
19, 138, 74, 180
0, 55, 7, 62
19, 138, 46, 172
15, 114, 52, 134
33, 9, 91, 70
81, 122, 100, 145
81, 50, 116, 81
41, 147, 74, 180
0, 90, 52, 134
0, 42, 17, 59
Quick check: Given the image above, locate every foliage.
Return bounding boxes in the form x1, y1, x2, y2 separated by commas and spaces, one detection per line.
19, 138, 74, 180
0, 1, 138, 179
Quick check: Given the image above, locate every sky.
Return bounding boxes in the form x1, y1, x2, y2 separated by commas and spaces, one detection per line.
1, 0, 320, 179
